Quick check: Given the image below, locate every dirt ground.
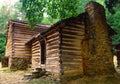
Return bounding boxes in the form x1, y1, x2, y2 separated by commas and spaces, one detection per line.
0, 63, 29, 84
1, 62, 120, 84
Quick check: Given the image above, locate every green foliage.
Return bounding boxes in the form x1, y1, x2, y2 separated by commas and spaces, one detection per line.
106, 4, 120, 44
20, 0, 83, 26
0, 1, 26, 34
105, 0, 120, 14
0, 34, 6, 61
0, 5, 9, 34
20, 0, 106, 25
0, 1, 25, 61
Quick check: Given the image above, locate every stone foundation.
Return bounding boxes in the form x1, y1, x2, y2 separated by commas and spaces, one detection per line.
9, 56, 31, 70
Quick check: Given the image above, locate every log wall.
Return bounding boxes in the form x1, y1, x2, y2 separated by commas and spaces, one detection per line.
13, 25, 40, 57
10, 24, 45, 70
31, 40, 41, 69
61, 15, 85, 76
31, 29, 61, 75
46, 29, 61, 75
5, 21, 49, 70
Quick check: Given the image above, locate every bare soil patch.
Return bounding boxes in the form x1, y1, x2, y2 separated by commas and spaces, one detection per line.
0, 63, 29, 84
1, 62, 120, 84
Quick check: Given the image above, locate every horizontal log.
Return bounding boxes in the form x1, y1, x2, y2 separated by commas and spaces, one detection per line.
62, 34, 77, 39
47, 42, 60, 47
62, 42, 77, 46
14, 33, 32, 37
14, 26, 42, 31
64, 26, 85, 31
62, 33, 84, 39
47, 32, 59, 40
61, 49, 82, 54
32, 50, 40, 54
47, 35, 59, 41
13, 37, 31, 40
62, 28, 85, 35
32, 47, 40, 52
14, 48, 30, 51
67, 23, 85, 28
46, 57, 60, 61
62, 36, 85, 42
62, 30, 84, 36
12, 44, 29, 48
13, 44, 25, 46
14, 48, 29, 51
32, 41, 40, 46
14, 43, 25, 45
47, 32, 59, 38
61, 47, 80, 51
32, 51, 41, 55
32, 50, 40, 53
32, 54, 40, 57
13, 36, 33, 39
47, 49, 60, 55
14, 28, 39, 33
47, 40, 60, 45
46, 52, 60, 57
47, 45, 59, 50
32, 44, 40, 48
47, 48, 59, 52
47, 36, 60, 43
32, 45, 40, 49
14, 39, 30, 43
14, 50, 30, 53
13, 52, 32, 56
32, 56, 40, 58
62, 32, 79, 37
62, 41, 79, 46
14, 54, 31, 56
13, 39, 32, 42
61, 53, 81, 58
14, 31, 37, 35
46, 56, 59, 59
61, 45, 81, 49
32, 47, 40, 51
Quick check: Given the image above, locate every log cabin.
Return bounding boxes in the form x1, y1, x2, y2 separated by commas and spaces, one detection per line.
25, 2, 116, 78
4, 20, 50, 70
3, 1, 116, 81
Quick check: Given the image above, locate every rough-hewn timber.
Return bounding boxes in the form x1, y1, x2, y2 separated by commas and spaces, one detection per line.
61, 15, 85, 75
5, 20, 50, 70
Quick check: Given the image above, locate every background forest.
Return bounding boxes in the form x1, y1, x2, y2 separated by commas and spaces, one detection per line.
0, 0, 120, 61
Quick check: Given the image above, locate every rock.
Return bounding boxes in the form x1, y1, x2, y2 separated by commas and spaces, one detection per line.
24, 73, 33, 80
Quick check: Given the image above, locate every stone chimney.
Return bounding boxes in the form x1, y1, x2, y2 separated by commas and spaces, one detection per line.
82, 2, 115, 75
85, 1, 106, 24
